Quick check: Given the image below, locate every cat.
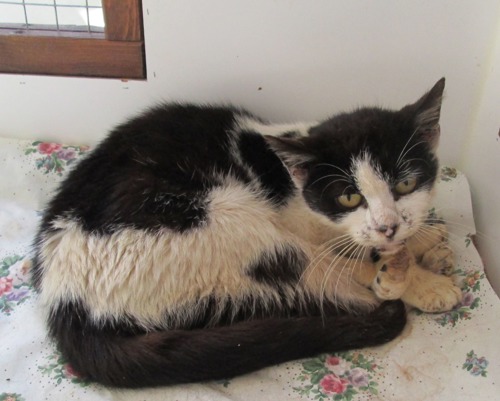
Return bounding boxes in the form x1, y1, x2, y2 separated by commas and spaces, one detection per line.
33, 77, 460, 388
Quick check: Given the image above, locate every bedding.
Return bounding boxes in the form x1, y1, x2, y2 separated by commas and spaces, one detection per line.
1, 137, 499, 401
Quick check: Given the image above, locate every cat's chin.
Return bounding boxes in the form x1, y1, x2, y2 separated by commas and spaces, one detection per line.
374, 241, 405, 256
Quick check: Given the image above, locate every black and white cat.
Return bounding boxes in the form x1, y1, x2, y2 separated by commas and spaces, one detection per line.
33, 78, 459, 388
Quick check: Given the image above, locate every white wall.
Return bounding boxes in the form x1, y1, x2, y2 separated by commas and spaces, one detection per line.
460, 17, 500, 296
0, 0, 499, 293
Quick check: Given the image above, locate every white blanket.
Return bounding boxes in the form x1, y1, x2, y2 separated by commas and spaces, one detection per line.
1, 137, 499, 401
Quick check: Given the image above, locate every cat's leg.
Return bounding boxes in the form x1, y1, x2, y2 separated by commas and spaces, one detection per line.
406, 221, 454, 276
420, 242, 454, 276
370, 248, 412, 301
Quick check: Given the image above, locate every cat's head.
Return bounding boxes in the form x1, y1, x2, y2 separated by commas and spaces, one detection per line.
267, 78, 445, 252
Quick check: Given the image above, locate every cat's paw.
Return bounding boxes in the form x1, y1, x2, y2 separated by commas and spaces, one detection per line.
372, 248, 411, 300
402, 268, 462, 313
421, 242, 454, 276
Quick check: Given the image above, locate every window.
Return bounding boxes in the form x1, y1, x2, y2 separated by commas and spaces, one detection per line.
0, 0, 145, 79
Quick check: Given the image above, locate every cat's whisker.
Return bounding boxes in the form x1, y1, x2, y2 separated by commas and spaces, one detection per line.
315, 163, 352, 179
398, 141, 427, 168
413, 226, 463, 250
422, 214, 477, 233
312, 234, 353, 257
320, 240, 359, 312
402, 157, 432, 166
424, 218, 475, 233
425, 215, 493, 241
299, 235, 353, 286
310, 174, 352, 187
396, 127, 420, 167
346, 243, 366, 297
416, 222, 463, 243
340, 243, 362, 299
410, 233, 459, 269
333, 242, 365, 310
306, 236, 354, 281
316, 238, 357, 299
419, 220, 485, 245
412, 230, 453, 250
355, 245, 368, 282
321, 182, 354, 199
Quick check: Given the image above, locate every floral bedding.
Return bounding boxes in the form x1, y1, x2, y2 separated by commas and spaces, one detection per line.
1, 137, 499, 401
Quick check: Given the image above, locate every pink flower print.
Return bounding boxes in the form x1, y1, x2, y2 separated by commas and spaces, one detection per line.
348, 367, 370, 387
0, 276, 14, 296
465, 272, 481, 288
326, 356, 340, 366
38, 142, 62, 155
325, 355, 349, 376
320, 374, 349, 395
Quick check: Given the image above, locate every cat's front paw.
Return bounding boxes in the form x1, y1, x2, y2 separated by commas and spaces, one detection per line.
372, 248, 411, 300
421, 242, 454, 276
402, 268, 462, 313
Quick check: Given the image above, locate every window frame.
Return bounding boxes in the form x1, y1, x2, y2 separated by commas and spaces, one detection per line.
0, 0, 146, 79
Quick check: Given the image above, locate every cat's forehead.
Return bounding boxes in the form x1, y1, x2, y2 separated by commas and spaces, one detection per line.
311, 110, 413, 155
350, 153, 403, 196
312, 107, 406, 135
309, 111, 423, 177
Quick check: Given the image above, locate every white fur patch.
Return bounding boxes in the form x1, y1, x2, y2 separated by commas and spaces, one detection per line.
354, 156, 398, 230
39, 180, 299, 328
235, 116, 314, 137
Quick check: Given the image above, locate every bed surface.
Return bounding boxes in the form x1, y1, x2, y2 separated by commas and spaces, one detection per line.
1, 137, 499, 401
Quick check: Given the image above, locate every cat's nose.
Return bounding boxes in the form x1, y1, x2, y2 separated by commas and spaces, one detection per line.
377, 224, 398, 239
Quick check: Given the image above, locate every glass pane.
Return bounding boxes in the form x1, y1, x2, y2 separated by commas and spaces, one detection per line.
0, 4, 25, 24
57, 6, 88, 27
56, 0, 87, 5
26, 5, 56, 26
0, 0, 104, 32
88, 6, 104, 29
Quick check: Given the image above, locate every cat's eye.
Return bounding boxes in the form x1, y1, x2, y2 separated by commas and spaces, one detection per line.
394, 177, 417, 195
336, 193, 363, 208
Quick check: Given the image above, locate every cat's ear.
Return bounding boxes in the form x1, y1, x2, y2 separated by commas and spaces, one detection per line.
404, 78, 446, 150
264, 135, 314, 186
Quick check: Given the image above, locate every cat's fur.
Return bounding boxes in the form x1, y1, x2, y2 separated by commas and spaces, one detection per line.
33, 78, 458, 388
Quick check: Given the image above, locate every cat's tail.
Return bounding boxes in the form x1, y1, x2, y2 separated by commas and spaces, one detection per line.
49, 300, 406, 388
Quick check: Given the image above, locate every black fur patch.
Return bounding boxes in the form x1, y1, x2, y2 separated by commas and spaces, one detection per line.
370, 248, 381, 263
183, 295, 292, 329
280, 131, 301, 138
238, 131, 295, 206
247, 245, 306, 287
48, 297, 406, 388
39, 104, 255, 234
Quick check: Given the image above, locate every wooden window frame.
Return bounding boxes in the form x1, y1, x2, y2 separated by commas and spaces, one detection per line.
0, 0, 146, 79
